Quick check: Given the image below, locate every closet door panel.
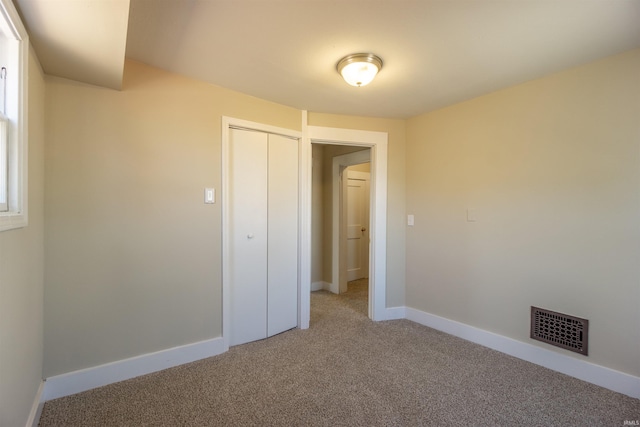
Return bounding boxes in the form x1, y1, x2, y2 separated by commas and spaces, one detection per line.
267, 134, 299, 336
229, 129, 268, 346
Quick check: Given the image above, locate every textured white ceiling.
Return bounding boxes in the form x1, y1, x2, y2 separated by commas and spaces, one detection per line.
16, 0, 640, 118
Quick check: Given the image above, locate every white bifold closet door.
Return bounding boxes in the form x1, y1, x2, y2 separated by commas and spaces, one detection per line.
229, 128, 298, 346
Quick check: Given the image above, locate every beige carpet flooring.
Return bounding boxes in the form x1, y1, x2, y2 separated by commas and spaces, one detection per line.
39, 279, 640, 426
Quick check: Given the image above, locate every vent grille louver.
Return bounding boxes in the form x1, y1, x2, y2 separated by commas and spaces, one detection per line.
530, 306, 588, 356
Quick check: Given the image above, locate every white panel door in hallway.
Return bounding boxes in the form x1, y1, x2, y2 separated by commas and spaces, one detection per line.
346, 169, 370, 282
228, 128, 298, 346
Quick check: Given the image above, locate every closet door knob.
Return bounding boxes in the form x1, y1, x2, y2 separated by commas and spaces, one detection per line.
247, 234, 254, 239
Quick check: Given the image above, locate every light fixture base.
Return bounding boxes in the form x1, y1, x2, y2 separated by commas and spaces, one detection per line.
336, 53, 383, 87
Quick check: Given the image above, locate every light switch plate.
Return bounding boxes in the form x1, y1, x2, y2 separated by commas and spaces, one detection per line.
407, 214, 415, 226
467, 208, 477, 222
205, 188, 215, 204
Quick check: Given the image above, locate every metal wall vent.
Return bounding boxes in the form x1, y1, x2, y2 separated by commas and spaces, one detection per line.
530, 306, 588, 356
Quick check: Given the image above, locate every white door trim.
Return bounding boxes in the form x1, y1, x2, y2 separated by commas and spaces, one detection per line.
221, 117, 302, 350
304, 126, 388, 322
335, 152, 370, 293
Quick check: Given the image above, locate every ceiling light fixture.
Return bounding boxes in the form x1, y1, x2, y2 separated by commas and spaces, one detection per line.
336, 53, 383, 87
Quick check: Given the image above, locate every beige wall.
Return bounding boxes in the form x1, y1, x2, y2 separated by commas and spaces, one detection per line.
0, 47, 46, 426
42, 48, 638, 384
43, 60, 301, 377
309, 113, 406, 307
43, 60, 407, 378
405, 49, 640, 375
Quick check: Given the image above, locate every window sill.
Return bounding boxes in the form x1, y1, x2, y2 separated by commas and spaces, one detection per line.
0, 211, 27, 232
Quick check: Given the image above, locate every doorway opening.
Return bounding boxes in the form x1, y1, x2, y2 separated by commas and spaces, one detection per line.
301, 125, 387, 327
310, 143, 371, 319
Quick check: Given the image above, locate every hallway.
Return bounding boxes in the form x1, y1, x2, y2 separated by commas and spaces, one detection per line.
310, 278, 369, 322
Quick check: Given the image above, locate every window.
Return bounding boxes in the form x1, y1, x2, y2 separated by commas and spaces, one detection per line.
0, 0, 28, 232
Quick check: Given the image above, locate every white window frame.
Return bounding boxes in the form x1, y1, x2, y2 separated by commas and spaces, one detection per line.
0, 0, 28, 232
0, 114, 7, 212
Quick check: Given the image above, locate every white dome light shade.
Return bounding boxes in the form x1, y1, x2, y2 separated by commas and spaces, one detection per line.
337, 53, 383, 87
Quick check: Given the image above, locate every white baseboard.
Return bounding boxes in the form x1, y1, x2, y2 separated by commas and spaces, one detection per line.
405, 307, 640, 399
26, 380, 45, 427
42, 337, 226, 402
384, 306, 406, 320
311, 281, 331, 291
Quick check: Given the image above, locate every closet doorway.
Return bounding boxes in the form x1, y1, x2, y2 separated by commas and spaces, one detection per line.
223, 119, 388, 344
222, 117, 302, 348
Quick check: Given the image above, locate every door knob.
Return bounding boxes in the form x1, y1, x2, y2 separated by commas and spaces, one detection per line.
247, 234, 254, 239
361, 227, 366, 232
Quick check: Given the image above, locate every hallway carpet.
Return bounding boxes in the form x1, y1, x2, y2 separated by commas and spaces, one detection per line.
39, 281, 639, 426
